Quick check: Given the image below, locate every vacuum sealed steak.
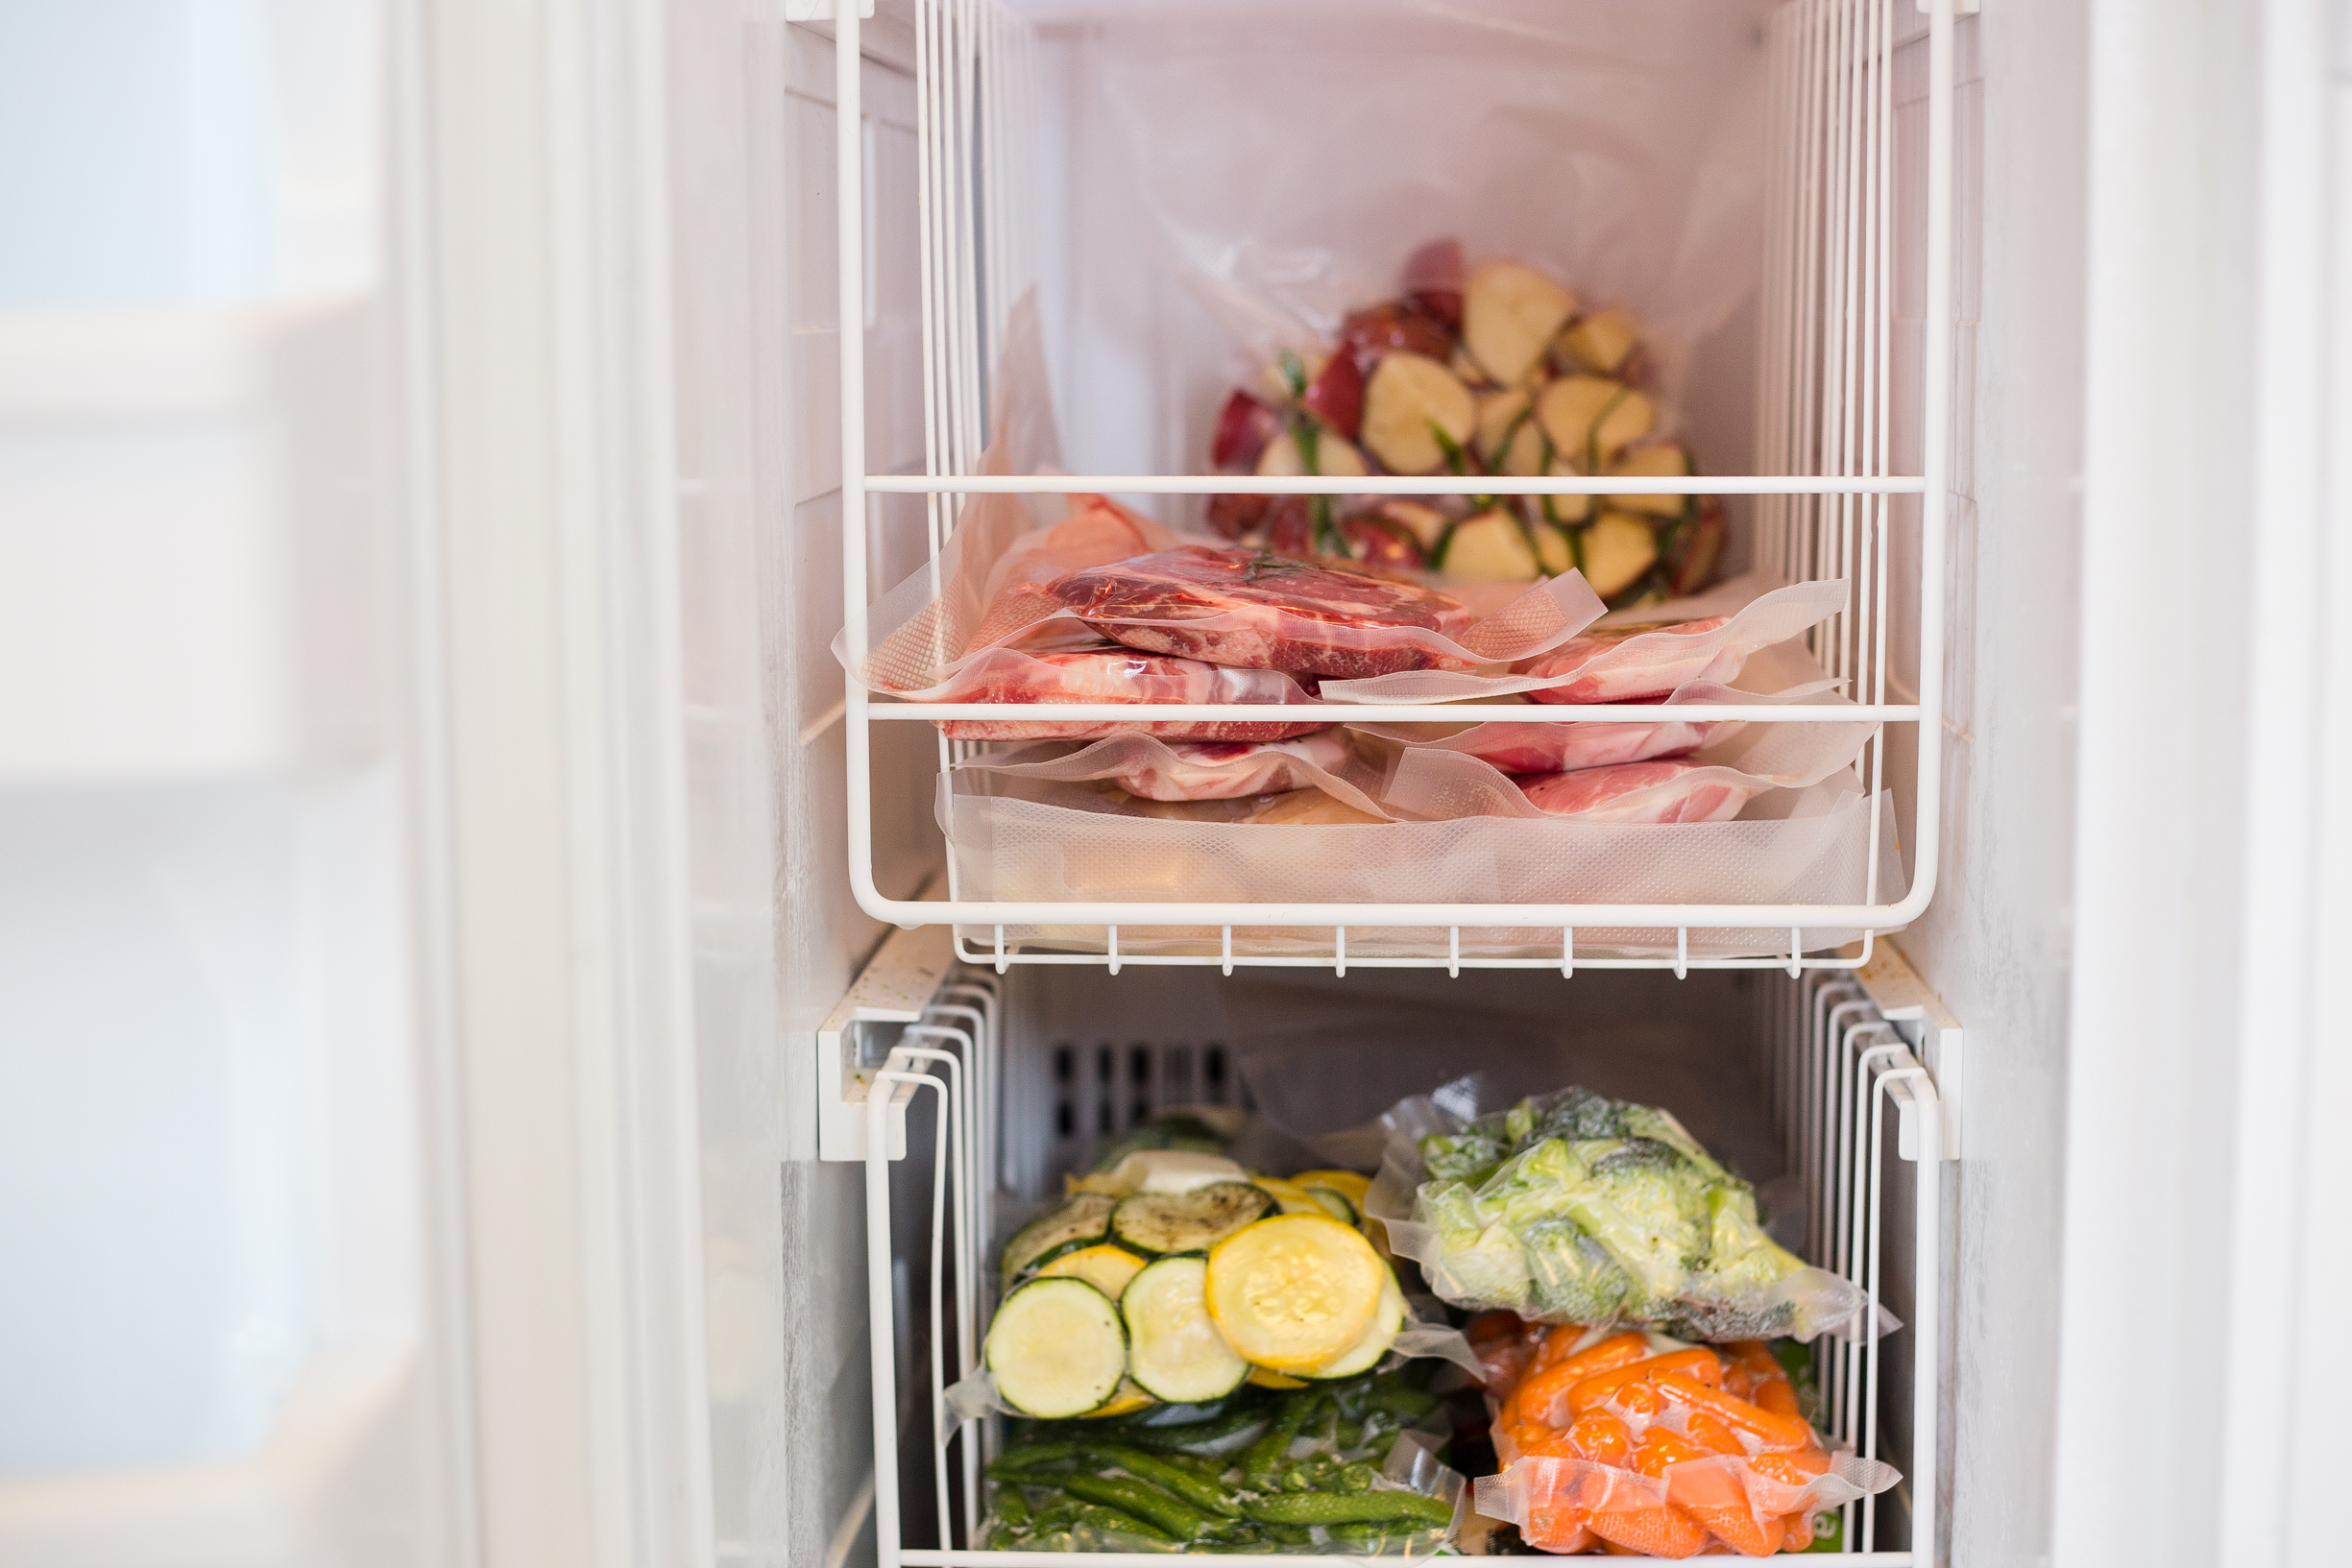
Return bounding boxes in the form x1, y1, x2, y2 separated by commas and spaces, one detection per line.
1517, 616, 1732, 704
929, 641, 1327, 741
1435, 715, 1721, 775
1515, 759, 1761, 824
1047, 546, 1478, 679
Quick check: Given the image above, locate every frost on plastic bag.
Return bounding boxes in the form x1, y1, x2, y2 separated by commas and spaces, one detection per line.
961, 732, 1392, 817
1366, 1087, 1887, 1344
1321, 576, 1843, 704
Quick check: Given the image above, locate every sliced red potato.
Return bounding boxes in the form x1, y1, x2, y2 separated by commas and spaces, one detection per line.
1539, 479, 1594, 527
1361, 352, 1475, 474
1605, 443, 1693, 518
1530, 519, 1576, 577
1538, 375, 1655, 469
1664, 499, 1727, 595
1301, 350, 1365, 441
1376, 499, 1453, 552
1555, 307, 1642, 376
1338, 302, 1454, 365
1581, 511, 1661, 599
1206, 491, 1272, 541
1210, 389, 1283, 471
1401, 236, 1466, 329
1338, 514, 1425, 573
1256, 425, 1369, 478
1464, 261, 1577, 386
1442, 509, 1541, 583
1473, 387, 1535, 471
1449, 343, 1494, 388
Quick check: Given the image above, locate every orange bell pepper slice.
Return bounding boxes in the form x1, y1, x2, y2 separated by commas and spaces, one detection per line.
1567, 1347, 1725, 1415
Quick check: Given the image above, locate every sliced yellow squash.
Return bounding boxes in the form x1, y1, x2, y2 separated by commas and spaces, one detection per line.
1037, 1242, 1149, 1303
1296, 1270, 1407, 1381
1291, 1170, 1374, 1208
1087, 1377, 1158, 1418
1205, 1215, 1386, 1370
1248, 1366, 1311, 1390
1250, 1176, 1327, 1217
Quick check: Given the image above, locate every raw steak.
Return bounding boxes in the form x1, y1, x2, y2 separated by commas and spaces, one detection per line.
1048, 546, 1476, 679
1520, 615, 1731, 704
1103, 733, 1354, 802
1516, 760, 1760, 824
932, 643, 1327, 741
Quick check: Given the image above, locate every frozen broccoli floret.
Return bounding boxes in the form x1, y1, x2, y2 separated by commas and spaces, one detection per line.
1695, 1181, 1806, 1296
1553, 1137, 1714, 1301
1419, 1128, 1507, 1186
1520, 1217, 1635, 1324
1617, 1103, 1731, 1184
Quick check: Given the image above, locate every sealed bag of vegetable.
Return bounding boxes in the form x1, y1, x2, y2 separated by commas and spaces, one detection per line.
1469, 1323, 1898, 1558
979, 1369, 1468, 1558
1369, 1087, 1884, 1343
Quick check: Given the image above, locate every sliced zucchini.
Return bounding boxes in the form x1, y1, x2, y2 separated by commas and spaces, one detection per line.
1298, 1187, 1358, 1225
1110, 1182, 1273, 1257
1205, 1215, 1387, 1370
986, 1276, 1128, 1418
1002, 1193, 1117, 1282
1037, 1242, 1150, 1302
1250, 1177, 1327, 1217
1087, 1377, 1158, 1419
1296, 1270, 1408, 1380
1291, 1170, 1373, 1211
1248, 1365, 1311, 1391
1122, 1256, 1251, 1405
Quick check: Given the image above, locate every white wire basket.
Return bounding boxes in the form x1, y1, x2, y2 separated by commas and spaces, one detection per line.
828, 0, 1965, 974
841, 947, 1949, 1565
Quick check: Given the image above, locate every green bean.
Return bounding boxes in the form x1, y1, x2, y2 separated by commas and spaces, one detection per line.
1084, 1445, 1245, 1518
1241, 1396, 1316, 1489
986, 1441, 1087, 1479
993, 1487, 1033, 1529
1061, 1474, 1218, 1542
1338, 1462, 1377, 1494
1241, 1490, 1457, 1528
1063, 1503, 1179, 1545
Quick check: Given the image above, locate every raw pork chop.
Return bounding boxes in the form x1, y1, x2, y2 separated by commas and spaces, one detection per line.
1520, 615, 1731, 704
933, 644, 1326, 740
1516, 759, 1760, 823
1049, 547, 1475, 679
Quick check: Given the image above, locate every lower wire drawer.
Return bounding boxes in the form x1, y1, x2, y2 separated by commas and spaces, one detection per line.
834, 957, 1949, 1566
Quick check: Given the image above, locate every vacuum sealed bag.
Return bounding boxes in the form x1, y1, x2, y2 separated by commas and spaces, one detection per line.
1366, 1087, 1882, 1344
1470, 1322, 1897, 1558
928, 637, 1329, 741
964, 731, 1390, 815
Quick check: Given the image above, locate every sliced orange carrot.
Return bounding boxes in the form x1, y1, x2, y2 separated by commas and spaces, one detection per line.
1750, 1448, 1832, 1487
1684, 1410, 1748, 1457
1630, 1430, 1711, 1478
1566, 1410, 1635, 1466
1612, 1380, 1667, 1419
1511, 1332, 1651, 1429
1587, 1502, 1709, 1558
1753, 1377, 1803, 1420
1782, 1509, 1816, 1552
1523, 1506, 1594, 1555
1653, 1373, 1815, 1450
1567, 1347, 1725, 1414
1530, 1321, 1592, 1369
1686, 1501, 1786, 1557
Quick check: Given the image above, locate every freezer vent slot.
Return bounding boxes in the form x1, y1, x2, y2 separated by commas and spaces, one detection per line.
1043, 1038, 1232, 1185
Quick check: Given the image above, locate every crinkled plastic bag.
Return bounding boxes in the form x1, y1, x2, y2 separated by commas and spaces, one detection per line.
1323, 576, 1844, 704
929, 635, 1330, 741
1473, 1449, 1899, 1558
1367, 1088, 1888, 1344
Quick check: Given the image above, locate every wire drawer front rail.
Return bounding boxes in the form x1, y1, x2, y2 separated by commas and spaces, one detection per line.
829, 0, 1963, 970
